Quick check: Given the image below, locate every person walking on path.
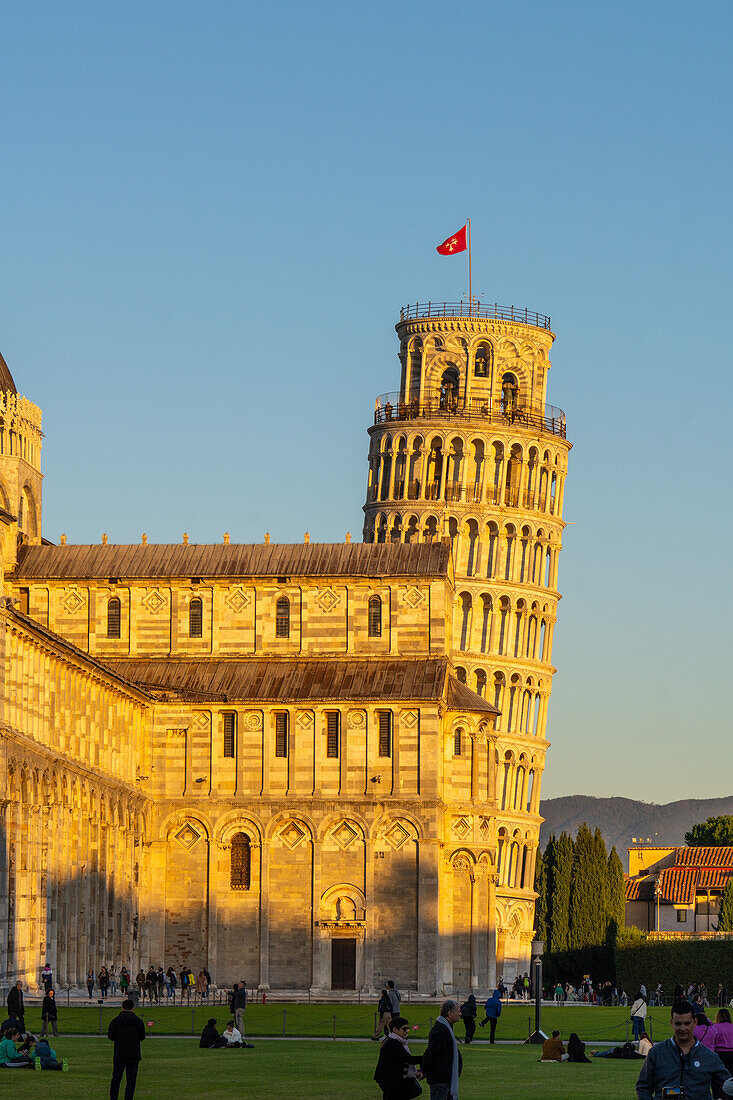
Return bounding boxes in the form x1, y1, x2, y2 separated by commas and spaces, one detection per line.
637, 1000, 729, 1100
478, 989, 502, 1043
459, 996, 477, 1045
108, 998, 146, 1100
372, 989, 393, 1040
231, 981, 247, 1035
86, 969, 95, 998
630, 991, 648, 1041
421, 999, 463, 1100
40, 989, 59, 1038
387, 981, 402, 1017
373, 1016, 423, 1100
99, 967, 110, 999
7, 982, 25, 1033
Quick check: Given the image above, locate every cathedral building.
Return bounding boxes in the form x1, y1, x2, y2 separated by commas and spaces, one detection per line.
0, 301, 569, 994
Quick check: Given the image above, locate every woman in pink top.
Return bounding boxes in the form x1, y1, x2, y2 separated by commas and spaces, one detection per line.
712, 1008, 733, 1073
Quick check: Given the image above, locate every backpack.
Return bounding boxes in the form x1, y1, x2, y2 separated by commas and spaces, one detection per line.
460, 1002, 471, 1019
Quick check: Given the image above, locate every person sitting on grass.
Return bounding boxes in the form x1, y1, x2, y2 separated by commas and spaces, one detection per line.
0, 1029, 33, 1068
592, 1041, 644, 1059
222, 1021, 243, 1047
199, 1019, 228, 1049
33, 1037, 68, 1071
373, 1016, 423, 1100
566, 1032, 590, 1063
540, 1031, 567, 1062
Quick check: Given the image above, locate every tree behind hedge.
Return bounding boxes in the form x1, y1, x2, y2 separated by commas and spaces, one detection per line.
685, 816, 733, 847
607, 846, 627, 933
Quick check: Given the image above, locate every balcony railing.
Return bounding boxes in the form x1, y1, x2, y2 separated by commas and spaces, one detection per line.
373, 393, 567, 439
398, 301, 551, 330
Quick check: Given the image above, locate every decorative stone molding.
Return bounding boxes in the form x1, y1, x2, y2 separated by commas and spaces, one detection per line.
315, 588, 340, 612
62, 590, 85, 614
243, 712, 262, 732
296, 710, 314, 730
225, 588, 251, 613
141, 589, 167, 614
347, 710, 365, 729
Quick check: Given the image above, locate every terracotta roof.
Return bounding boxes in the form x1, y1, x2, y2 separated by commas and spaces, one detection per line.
12, 541, 451, 581
675, 847, 733, 867
626, 864, 733, 905
659, 867, 698, 905
98, 656, 458, 703
0, 351, 16, 394
625, 876, 655, 902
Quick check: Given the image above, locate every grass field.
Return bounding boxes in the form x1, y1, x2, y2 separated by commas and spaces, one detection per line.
3, 1037, 642, 1099
18, 1001, 663, 1042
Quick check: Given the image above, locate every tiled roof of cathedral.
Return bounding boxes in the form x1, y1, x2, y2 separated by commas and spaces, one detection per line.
12, 541, 451, 580
0, 351, 16, 394
99, 655, 498, 712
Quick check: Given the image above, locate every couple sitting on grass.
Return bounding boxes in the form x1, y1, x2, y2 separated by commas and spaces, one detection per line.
540, 1031, 590, 1063
0, 1029, 68, 1071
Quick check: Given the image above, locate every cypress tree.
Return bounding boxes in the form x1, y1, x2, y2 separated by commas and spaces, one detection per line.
607, 846, 626, 932
605, 844, 626, 954
548, 831, 573, 952
569, 822, 601, 949
594, 827, 610, 941
534, 843, 549, 943
717, 876, 733, 932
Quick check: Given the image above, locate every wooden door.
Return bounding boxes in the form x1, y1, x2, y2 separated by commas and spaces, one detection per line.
331, 938, 356, 989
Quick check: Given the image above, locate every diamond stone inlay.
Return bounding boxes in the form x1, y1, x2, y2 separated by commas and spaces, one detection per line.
142, 589, 166, 614
280, 821, 307, 849
385, 822, 410, 850
226, 588, 251, 613
316, 588, 340, 612
403, 586, 425, 608
63, 590, 84, 613
332, 821, 359, 850
175, 823, 201, 851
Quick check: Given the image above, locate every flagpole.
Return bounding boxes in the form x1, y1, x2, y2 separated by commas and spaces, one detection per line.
468, 218, 472, 313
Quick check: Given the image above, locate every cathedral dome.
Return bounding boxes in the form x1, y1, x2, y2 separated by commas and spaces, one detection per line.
0, 351, 17, 394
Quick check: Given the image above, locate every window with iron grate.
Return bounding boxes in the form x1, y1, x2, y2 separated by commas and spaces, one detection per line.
378, 710, 392, 757
276, 597, 290, 638
275, 712, 289, 757
230, 832, 251, 890
454, 728, 462, 756
189, 597, 203, 638
326, 711, 340, 758
107, 597, 121, 639
223, 712, 236, 758
368, 595, 382, 637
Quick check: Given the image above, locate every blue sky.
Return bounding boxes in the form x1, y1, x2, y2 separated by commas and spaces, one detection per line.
2, 1, 732, 803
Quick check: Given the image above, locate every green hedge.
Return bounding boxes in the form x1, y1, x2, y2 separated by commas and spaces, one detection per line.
616, 939, 733, 998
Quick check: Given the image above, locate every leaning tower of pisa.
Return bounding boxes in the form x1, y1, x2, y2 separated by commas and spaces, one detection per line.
363, 300, 570, 976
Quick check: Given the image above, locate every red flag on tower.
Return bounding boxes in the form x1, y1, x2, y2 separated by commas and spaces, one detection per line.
436, 225, 467, 255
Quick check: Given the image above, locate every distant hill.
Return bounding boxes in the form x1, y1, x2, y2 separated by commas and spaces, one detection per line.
538, 795, 733, 867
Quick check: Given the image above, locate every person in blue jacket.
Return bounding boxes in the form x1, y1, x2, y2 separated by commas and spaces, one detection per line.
478, 989, 502, 1043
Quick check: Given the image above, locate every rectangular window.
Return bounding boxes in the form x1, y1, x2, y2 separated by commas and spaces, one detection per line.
326, 711, 340, 758
18, 588, 30, 615
677, 909, 687, 923
454, 728, 462, 756
223, 712, 236, 758
275, 712, 289, 757
378, 711, 392, 757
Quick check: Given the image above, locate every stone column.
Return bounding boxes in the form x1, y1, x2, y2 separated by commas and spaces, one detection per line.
258, 840, 270, 991
417, 838, 439, 996
470, 869, 480, 991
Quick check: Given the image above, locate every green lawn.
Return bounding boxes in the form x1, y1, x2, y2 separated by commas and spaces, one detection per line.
22, 1001, 662, 1042
4, 1037, 641, 1099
